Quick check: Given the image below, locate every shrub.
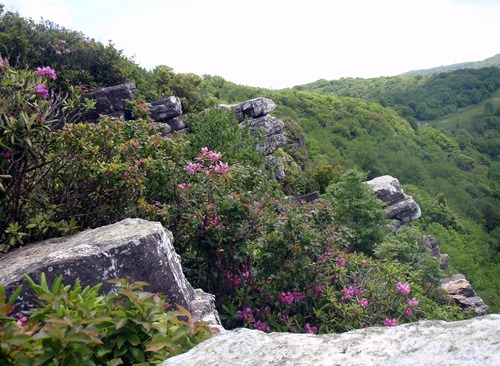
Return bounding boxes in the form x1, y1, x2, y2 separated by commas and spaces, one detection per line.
0, 274, 211, 365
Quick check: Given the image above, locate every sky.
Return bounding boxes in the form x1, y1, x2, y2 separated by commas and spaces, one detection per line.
2, 0, 500, 89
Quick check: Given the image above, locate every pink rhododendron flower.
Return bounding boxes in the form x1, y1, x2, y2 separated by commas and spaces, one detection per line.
177, 183, 192, 191
14, 312, 29, 327
404, 307, 413, 319
383, 318, 398, 327
254, 320, 270, 332
343, 286, 364, 300
237, 307, 254, 322
279, 291, 302, 306
358, 298, 369, 308
263, 306, 271, 316
397, 282, 411, 295
313, 285, 325, 297
207, 151, 222, 162
214, 161, 230, 174
0, 56, 3, 68
334, 257, 345, 267
304, 323, 318, 334
186, 162, 202, 174
405, 297, 420, 307
35, 66, 57, 80
34, 84, 49, 99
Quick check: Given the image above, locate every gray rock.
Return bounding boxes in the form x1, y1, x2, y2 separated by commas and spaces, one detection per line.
423, 235, 448, 270
148, 96, 183, 122
246, 115, 286, 155
365, 175, 422, 225
265, 155, 285, 181
441, 274, 489, 316
240, 97, 277, 118
165, 116, 186, 131
82, 83, 136, 121
0, 218, 223, 331
219, 103, 245, 123
161, 315, 500, 366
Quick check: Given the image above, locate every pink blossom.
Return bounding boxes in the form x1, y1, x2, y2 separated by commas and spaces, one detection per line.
34, 84, 49, 99
404, 307, 413, 319
383, 318, 398, 327
35, 66, 57, 80
1, 151, 11, 159
237, 307, 254, 322
304, 323, 318, 334
214, 161, 230, 175
313, 285, 325, 297
279, 315, 289, 324
14, 312, 29, 327
254, 320, 270, 332
226, 271, 241, 287
55, 50, 62, 55
0, 56, 3, 68
207, 151, 222, 162
177, 183, 192, 191
279, 292, 301, 306
405, 297, 420, 307
343, 286, 364, 300
292, 291, 303, 302
334, 257, 345, 267
263, 306, 271, 316
65, 48, 71, 53
397, 282, 411, 295
358, 298, 369, 308
186, 162, 202, 174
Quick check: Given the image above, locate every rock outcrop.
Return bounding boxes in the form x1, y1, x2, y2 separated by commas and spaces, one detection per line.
161, 315, 500, 366
0, 218, 223, 332
365, 175, 421, 229
423, 235, 448, 270
83, 83, 136, 122
441, 274, 489, 316
221, 97, 287, 180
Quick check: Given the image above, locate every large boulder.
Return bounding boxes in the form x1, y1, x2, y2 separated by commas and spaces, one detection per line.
240, 97, 277, 118
82, 83, 136, 121
147, 96, 183, 122
441, 274, 489, 316
0, 218, 223, 331
246, 115, 286, 155
365, 175, 421, 227
161, 315, 500, 365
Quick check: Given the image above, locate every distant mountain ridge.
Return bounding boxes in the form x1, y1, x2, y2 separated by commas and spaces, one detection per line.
399, 53, 500, 76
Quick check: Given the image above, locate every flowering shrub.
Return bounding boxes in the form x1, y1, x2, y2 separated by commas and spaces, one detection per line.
0, 63, 94, 247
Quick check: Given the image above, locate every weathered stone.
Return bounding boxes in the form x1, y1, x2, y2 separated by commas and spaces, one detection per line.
0, 219, 223, 331
148, 96, 183, 122
82, 83, 136, 121
365, 175, 421, 225
441, 274, 489, 316
240, 97, 277, 118
247, 115, 284, 136
162, 315, 500, 366
219, 103, 245, 123
423, 235, 448, 270
165, 116, 186, 131
265, 155, 285, 181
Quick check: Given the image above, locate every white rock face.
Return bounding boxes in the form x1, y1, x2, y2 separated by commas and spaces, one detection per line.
162, 315, 500, 366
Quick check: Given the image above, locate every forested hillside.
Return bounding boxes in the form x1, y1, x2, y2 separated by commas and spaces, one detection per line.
400, 53, 500, 76
0, 7, 498, 359
202, 74, 500, 311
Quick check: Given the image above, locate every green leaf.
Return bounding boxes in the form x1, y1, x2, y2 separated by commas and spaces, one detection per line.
127, 333, 141, 346
116, 334, 126, 349
115, 318, 127, 330
8, 283, 23, 305
145, 335, 174, 352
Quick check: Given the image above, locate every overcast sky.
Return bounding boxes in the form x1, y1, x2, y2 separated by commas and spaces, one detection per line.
2, 0, 499, 89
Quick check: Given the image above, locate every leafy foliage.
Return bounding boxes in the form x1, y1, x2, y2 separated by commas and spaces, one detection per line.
0, 274, 211, 365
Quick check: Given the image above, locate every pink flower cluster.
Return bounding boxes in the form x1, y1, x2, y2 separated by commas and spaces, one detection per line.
34, 84, 49, 99
313, 285, 325, 297
254, 320, 270, 332
177, 183, 192, 191
405, 297, 419, 307
278, 291, 303, 306
304, 323, 319, 334
334, 257, 345, 267
383, 318, 398, 327
358, 298, 369, 308
201, 147, 222, 162
186, 162, 202, 174
343, 286, 364, 300
397, 282, 411, 295
237, 307, 254, 322
35, 66, 57, 80
14, 312, 29, 327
